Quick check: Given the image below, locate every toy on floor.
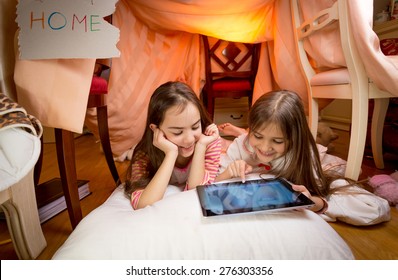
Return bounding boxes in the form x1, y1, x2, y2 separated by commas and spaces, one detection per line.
316, 122, 339, 153
368, 171, 398, 206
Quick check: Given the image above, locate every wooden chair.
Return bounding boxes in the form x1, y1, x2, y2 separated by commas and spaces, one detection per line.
31, 16, 119, 229
290, 0, 394, 180
34, 60, 120, 229
201, 35, 261, 119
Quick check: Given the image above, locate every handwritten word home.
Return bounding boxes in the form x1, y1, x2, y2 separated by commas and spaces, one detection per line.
30, 12, 102, 32
17, 0, 120, 59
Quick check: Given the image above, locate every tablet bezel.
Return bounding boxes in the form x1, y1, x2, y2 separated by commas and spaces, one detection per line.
196, 177, 315, 217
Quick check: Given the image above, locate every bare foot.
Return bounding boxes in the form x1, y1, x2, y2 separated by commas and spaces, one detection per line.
218, 123, 246, 137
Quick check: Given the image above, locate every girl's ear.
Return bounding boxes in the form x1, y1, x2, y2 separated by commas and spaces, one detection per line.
149, 124, 157, 131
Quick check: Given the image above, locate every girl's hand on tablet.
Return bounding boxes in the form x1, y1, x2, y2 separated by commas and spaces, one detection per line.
291, 184, 311, 198
227, 160, 253, 182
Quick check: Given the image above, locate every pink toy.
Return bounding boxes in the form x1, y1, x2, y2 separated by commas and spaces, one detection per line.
368, 173, 398, 206
390, 171, 398, 182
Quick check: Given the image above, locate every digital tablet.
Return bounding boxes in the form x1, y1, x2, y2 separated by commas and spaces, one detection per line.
196, 177, 315, 217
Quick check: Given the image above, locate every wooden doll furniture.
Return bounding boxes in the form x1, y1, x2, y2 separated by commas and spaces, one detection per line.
291, 0, 394, 180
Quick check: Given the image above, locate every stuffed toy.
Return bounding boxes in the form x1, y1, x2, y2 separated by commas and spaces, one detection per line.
390, 171, 398, 182
368, 171, 398, 206
316, 122, 339, 153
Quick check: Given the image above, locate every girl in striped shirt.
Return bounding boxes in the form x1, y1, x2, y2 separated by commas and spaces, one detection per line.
125, 81, 222, 209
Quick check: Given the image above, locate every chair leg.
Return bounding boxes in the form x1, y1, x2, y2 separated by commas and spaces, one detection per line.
54, 128, 82, 229
97, 105, 120, 184
33, 136, 43, 187
345, 98, 368, 181
309, 98, 319, 139
201, 89, 208, 108
207, 96, 215, 120
371, 98, 389, 169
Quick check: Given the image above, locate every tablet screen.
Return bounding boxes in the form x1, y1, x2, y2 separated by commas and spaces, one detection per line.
196, 177, 315, 217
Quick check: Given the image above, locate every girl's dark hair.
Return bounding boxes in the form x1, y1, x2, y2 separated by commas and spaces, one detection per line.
248, 90, 330, 196
125, 81, 212, 197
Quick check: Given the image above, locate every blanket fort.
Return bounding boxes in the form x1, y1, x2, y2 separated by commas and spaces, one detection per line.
16, 0, 120, 59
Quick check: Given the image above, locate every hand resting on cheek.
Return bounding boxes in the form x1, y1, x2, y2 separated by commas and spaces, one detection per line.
198, 123, 220, 147
149, 124, 178, 155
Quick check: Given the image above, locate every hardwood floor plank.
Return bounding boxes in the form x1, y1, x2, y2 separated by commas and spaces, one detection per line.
330, 207, 398, 259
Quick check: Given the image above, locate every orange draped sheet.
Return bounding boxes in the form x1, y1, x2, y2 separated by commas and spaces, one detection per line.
348, 0, 398, 95
13, 0, 398, 158
86, 0, 276, 156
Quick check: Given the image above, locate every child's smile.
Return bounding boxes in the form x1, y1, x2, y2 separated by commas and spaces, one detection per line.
159, 103, 202, 158
179, 144, 195, 155
248, 123, 286, 164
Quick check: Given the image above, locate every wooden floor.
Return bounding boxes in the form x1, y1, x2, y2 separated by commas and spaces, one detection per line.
1, 130, 397, 260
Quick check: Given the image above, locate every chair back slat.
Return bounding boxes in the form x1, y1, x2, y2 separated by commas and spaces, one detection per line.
204, 37, 260, 77
201, 35, 261, 119
297, 2, 339, 40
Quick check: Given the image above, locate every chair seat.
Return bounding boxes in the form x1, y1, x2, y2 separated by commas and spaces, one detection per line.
212, 78, 252, 91
90, 76, 108, 95
311, 68, 350, 86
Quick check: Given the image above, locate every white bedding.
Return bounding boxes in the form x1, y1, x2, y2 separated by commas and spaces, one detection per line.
53, 179, 354, 260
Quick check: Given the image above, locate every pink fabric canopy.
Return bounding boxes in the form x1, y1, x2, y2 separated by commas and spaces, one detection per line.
14, 0, 398, 157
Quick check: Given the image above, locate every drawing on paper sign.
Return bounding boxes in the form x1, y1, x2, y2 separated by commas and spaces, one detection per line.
16, 0, 120, 59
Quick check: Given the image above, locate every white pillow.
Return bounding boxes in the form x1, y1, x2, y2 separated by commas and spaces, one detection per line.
53, 184, 353, 260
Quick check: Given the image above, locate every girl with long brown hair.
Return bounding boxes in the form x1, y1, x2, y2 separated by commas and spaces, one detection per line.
125, 81, 222, 209
216, 90, 330, 213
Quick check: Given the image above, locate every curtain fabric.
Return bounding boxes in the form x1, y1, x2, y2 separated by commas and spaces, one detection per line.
11, 0, 398, 157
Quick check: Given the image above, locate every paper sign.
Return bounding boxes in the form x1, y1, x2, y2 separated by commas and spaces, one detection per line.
16, 0, 120, 59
